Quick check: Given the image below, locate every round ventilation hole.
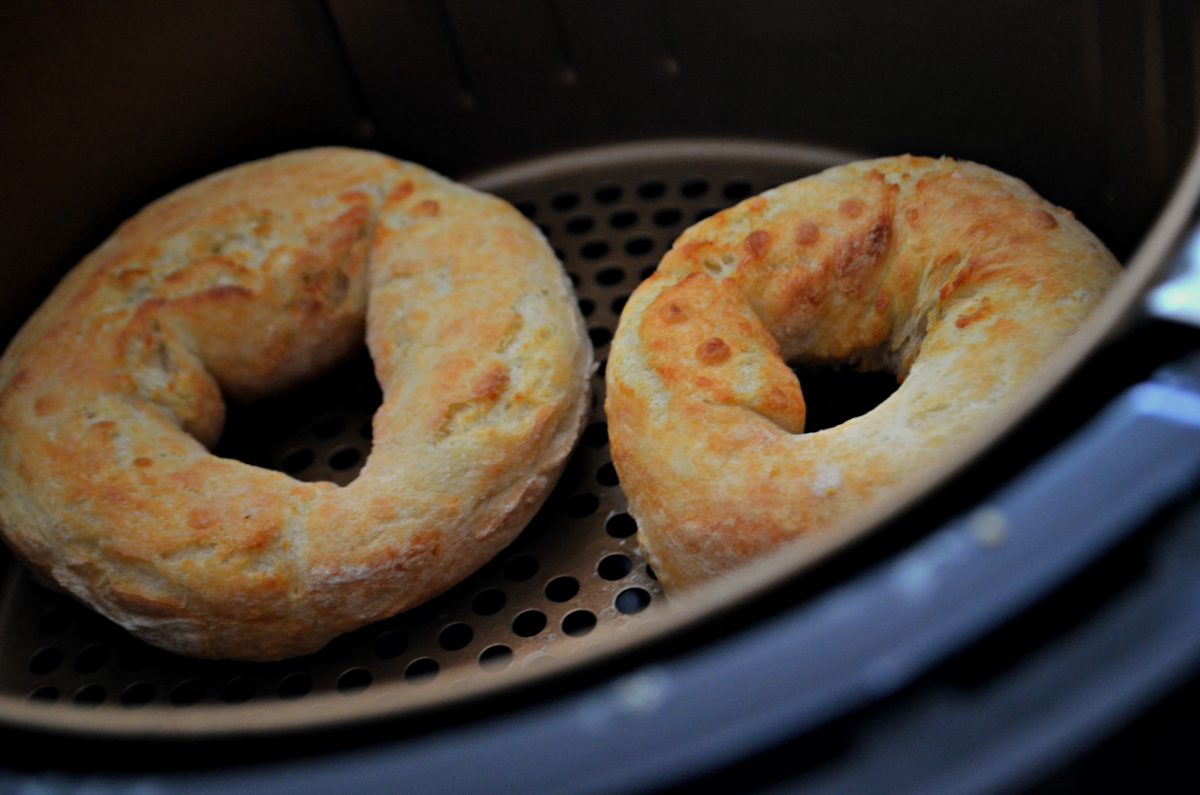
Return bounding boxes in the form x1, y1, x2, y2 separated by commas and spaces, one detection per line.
598, 553, 633, 581
221, 677, 257, 703
606, 512, 638, 539
337, 667, 373, 693
472, 588, 508, 616
373, 630, 408, 660
594, 185, 622, 204
581, 421, 608, 448
169, 679, 205, 706
404, 658, 439, 684
562, 610, 597, 637
120, 682, 155, 708
504, 555, 539, 582
438, 622, 474, 652
512, 610, 547, 638
544, 576, 580, 603
479, 645, 513, 671
277, 673, 313, 700
29, 647, 64, 675
616, 587, 653, 615
73, 684, 107, 706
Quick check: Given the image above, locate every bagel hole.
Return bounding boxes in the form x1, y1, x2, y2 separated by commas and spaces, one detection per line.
789, 364, 899, 433
213, 350, 381, 486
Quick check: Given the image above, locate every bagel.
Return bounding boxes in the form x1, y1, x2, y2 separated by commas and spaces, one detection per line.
0, 148, 592, 661
606, 155, 1120, 591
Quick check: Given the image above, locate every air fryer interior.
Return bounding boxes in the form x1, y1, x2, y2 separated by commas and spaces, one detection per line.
0, 1, 1198, 736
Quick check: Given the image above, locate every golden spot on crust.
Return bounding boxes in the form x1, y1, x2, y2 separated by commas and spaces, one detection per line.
33, 395, 62, 417
388, 180, 414, 203
839, 199, 865, 219
904, 207, 920, 227
413, 200, 441, 217
1031, 209, 1058, 229
472, 364, 510, 402
661, 302, 687, 324
696, 337, 732, 364
745, 197, 768, 214
743, 230, 772, 260
133, 457, 154, 468
875, 291, 891, 314
794, 222, 820, 246
955, 297, 994, 329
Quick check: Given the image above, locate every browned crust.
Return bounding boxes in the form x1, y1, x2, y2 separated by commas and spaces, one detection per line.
0, 148, 593, 660
606, 155, 1120, 591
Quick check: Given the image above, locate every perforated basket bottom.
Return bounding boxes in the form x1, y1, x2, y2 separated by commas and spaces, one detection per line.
0, 139, 857, 722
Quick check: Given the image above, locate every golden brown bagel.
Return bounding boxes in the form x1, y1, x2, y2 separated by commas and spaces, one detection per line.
606, 155, 1119, 591
0, 148, 592, 660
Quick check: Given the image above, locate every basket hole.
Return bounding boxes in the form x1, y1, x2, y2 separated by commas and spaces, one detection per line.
565, 492, 600, 518
625, 237, 654, 256
472, 588, 508, 616
588, 327, 612, 347
277, 673, 313, 700
595, 463, 619, 487
565, 216, 594, 234
328, 446, 362, 471
504, 555, 539, 582
360, 419, 374, 440
610, 210, 638, 229
73, 684, 107, 706
723, 180, 754, 200
545, 576, 580, 603
581, 241, 610, 260
373, 630, 408, 660
594, 185, 623, 204
74, 644, 109, 673
221, 677, 257, 703
578, 297, 596, 317
338, 667, 373, 693
581, 421, 608, 448
515, 201, 538, 219
280, 448, 315, 474
616, 587, 652, 614
312, 415, 345, 439
637, 180, 666, 199
118, 686, 156, 710
512, 610, 547, 638
170, 679, 205, 706
596, 267, 625, 286
404, 658, 439, 684
551, 191, 580, 211
29, 647, 64, 675
598, 554, 633, 581
479, 645, 513, 671
654, 208, 683, 227
29, 687, 58, 702
611, 294, 629, 315
606, 513, 638, 539
317, 634, 356, 662
681, 178, 709, 197
562, 610, 597, 637
438, 623, 474, 652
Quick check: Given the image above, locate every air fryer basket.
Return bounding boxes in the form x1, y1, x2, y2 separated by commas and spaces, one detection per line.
1, 0, 1199, 752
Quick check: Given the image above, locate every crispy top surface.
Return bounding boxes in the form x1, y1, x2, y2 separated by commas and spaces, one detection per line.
606, 155, 1120, 590
0, 148, 592, 660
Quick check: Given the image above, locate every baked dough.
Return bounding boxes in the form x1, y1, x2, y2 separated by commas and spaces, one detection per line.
606, 155, 1119, 591
0, 148, 592, 660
